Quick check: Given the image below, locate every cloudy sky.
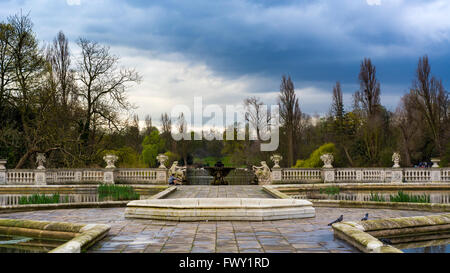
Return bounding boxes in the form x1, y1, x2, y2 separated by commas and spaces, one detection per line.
1, 0, 450, 125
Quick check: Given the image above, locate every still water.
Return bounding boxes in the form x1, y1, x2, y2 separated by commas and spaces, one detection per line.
402, 244, 450, 253
292, 190, 450, 204
0, 236, 63, 253
0, 192, 158, 206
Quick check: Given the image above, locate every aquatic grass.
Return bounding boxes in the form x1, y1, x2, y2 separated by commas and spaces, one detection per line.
18, 194, 64, 205
369, 192, 387, 202
97, 184, 140, 201
370, 191, 430, 203
319, 186, 340, 195
389, 191, 430, 203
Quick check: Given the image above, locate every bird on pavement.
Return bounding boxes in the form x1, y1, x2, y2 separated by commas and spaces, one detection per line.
361, 213, 369, 221
328, 215, 343, 226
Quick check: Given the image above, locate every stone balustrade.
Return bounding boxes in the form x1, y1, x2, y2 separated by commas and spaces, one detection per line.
280, 169, 322, 183
271, 167, 449, 184
0, 154, 168, 185
0, 153, 448, 185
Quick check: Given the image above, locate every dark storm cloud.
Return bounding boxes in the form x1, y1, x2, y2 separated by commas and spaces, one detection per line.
1, 0, 450, 112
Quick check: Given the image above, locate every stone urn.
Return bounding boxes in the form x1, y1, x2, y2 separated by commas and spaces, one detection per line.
392, 152, 401, 168
157, 154, 169, 168
103, 154, 119, 169
320, 154, 334, 168
431, 158, 440, 168
270, 154, 283, 169
36, 153, 46, 170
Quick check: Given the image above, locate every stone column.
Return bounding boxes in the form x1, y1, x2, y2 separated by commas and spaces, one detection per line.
156, 169, 168, 185
103, 169, 116, 184
320, 153, 335, 183
35, 153, 46, 185
0, 159, 6, 185
75, 171, 82, 183
271, 168, 282, 183
35, 169, 47, 185
323, 169, 335, 183
356, 169, 363, 181
431, 158, 441, 183
391, 169, 403, 183
391, 153, 403, 183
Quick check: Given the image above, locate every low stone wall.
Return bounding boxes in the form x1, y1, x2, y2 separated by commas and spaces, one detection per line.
262, 184, 450, 212
0, 218, 110, 253
332, 214, 450, 253
125, 198, 316, 221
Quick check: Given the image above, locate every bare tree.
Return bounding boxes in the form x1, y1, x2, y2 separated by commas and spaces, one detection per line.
160, 112, 173, 151
144, 114, 152, 135
354, 58, 381, 118
394, 94, 422, 166
75, 38, 141, 159
410, 55, 449, 156
0, 22, 15, 111
353, 58, 384, 165
177, 113, 188, 166
244, 96, 268, 141
48, 31, 73, 108
278, 75, 302, 167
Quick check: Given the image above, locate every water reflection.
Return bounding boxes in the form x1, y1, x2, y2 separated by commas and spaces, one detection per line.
402, 244, 449, 253
292, 190, 450, 204
0, 193, 156, 206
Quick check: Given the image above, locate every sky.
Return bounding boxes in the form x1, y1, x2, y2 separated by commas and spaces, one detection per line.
1, 0, 450, 126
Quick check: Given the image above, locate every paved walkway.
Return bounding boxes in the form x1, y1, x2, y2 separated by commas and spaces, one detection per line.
166, 185, 271, 199
0, 207, 438, 253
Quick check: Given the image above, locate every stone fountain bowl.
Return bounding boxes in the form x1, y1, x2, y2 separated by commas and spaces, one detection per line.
203, 166, 235, 176
125, 198, 315, 221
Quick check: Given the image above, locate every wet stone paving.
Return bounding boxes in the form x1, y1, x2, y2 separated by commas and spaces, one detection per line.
0, 186, 441, 253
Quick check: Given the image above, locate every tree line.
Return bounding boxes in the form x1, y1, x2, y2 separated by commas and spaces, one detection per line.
0, 13, 449, 169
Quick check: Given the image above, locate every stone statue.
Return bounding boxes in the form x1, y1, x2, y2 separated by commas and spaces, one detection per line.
320, 153, 334, 168
252, 161, 271, 183
169, 161, 186, 180
156, 154, 169, 169
103, 154, 118, 169
36, 153, 46, 170
392, 152, 401, 168
270, 154, 283, 169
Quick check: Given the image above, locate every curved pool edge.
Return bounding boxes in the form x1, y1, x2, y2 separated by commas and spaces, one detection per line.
124, 198, 316, 221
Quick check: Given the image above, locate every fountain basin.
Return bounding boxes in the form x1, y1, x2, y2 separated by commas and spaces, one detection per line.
125, 198, 315, 221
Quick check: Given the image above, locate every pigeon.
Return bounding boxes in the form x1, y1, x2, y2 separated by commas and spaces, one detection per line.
361, 213, 369, 221
328, 215, 343, 226
379, 238, 392, 245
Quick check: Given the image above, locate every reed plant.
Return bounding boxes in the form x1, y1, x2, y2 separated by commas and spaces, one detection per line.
18, 194, 65, 205
98, 184, 140, 201
319, 186, 340, 195
369, 191, 430, 203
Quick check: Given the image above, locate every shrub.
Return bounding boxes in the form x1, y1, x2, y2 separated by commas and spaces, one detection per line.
294, 143, 337, 168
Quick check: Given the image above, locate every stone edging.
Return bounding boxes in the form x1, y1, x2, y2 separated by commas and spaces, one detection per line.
0, 186, 177, 214
0, 218, 110, 253
262, 185, 450, 212
332, 213, 450, 253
